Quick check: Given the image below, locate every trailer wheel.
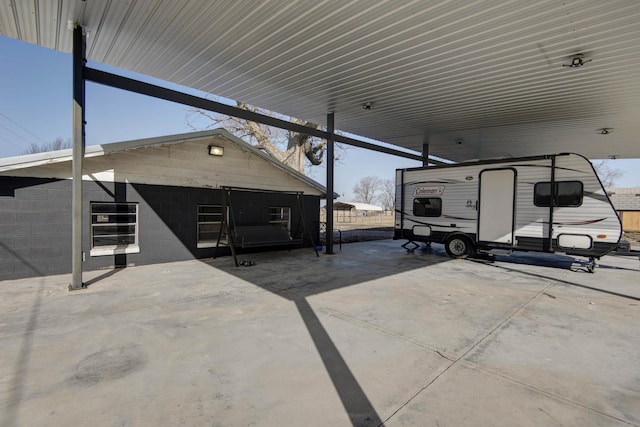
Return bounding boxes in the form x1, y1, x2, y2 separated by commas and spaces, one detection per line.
445, 235, 473, 259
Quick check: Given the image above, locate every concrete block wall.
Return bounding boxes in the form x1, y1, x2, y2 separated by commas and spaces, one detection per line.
0, 177, 72, 281
0, 176, 320, 281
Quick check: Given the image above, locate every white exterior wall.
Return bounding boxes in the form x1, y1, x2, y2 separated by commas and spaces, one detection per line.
400, 166, 478, 235
551, 154, 621, 245
511, 157, 551, 240
0, 136, 323, 196
397, 154, 621, 248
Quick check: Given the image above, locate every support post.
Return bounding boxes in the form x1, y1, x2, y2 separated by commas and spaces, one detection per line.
422, 142, 429, 167
326, 112, 335, 255
69, 25, 86, 291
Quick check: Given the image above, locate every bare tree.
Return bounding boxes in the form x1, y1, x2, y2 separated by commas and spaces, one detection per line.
377, 178, 395, 211
23, 137, 72, 154
593, 159, 623, 188
353, 176, 383, 204
186, 101, 329, 173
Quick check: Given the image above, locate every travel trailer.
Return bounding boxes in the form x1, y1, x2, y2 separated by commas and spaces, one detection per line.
394, 153, 621, 270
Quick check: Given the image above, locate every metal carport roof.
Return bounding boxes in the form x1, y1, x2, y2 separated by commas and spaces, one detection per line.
1, 0, 640, 161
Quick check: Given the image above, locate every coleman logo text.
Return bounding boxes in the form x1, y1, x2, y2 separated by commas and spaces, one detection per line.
414, 186, 445, 197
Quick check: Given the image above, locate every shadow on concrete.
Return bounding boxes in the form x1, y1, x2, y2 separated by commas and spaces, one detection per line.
469, 250, 578, 271
296, 298, 383, 427
467, 244, 639, 273
83, 266, 125, 288
405, 241, 580, 272
2, 281, 44, 427
205, 240, 451, 427
480, 261, 640, 302
209, 241, 449, 299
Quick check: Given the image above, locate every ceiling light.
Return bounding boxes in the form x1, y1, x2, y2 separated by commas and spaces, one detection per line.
362, 102, 373, 110
562, 53, 592, 68
599, 128, 613, 135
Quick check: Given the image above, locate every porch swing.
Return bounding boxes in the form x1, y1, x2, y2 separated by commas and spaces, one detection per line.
214, 186, 319, 266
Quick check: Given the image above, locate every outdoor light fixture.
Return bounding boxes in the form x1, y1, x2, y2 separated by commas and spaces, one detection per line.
562, 53, 592, 68
599, 128, 613, 135
362, 102, 373, 110
208, 145, 224, 156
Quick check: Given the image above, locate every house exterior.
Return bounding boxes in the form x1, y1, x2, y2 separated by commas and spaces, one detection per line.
607, 188, 640, 231
0, 129, 328, 281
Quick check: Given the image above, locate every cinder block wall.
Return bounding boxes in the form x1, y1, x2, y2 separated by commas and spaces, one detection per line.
0, 177, 72, 280
0, 176, 320, 281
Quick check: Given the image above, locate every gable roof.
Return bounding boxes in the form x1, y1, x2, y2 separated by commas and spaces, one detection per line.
0, 129, 334, 198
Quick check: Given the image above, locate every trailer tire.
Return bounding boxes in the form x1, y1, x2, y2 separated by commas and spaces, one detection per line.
445, 235, 473, 259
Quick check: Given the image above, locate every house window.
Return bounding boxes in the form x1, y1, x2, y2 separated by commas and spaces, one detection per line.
534, 181, 583, 207
413, 198, 442, 217
269, 207, 291, 230
90, 202, 139, 256
197, 205, 225, 248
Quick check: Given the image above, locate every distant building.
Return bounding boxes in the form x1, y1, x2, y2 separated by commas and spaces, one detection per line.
321, 201, 385, 223
607, 188, 640, 231
0, 129, 328, 281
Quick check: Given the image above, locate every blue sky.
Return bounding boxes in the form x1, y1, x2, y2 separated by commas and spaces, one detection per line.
1, 35, 638, 197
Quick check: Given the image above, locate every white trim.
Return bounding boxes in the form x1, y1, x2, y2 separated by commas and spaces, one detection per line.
0, 129, 331, 197
90, 245, 140, 257
90, 202, 139, 254
196, 242, 218, 249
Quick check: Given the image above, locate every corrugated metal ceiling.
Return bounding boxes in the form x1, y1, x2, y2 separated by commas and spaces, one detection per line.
1, 0, 639, 161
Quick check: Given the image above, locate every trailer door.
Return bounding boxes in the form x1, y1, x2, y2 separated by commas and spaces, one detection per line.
478, 168, 516, 245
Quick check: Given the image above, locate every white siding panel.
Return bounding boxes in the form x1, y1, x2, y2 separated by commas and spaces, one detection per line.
397, 154, 620, 246
0, 136, 323, 196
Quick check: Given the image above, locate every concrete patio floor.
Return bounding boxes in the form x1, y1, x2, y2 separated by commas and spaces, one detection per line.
1, 240, 639, 427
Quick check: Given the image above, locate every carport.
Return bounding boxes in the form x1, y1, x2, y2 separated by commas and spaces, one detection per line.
2, 1, 640, 289
1, 4, 640, 426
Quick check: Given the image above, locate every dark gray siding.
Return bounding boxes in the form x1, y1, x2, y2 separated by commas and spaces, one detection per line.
0, 177, 320, 281
0, 177, 71, 280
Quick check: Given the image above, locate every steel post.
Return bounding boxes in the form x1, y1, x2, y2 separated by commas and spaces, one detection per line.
422, 143, 429, 167
326, 112, 335, 255
69, 25, 86, 291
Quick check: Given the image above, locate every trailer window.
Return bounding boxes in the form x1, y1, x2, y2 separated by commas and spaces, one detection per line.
413, 198, 442, 217
534, 181, 583, 207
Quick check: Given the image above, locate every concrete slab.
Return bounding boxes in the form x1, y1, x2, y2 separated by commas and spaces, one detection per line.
0, 240, 638, 426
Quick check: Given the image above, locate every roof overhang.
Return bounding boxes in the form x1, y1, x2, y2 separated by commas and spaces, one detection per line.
0, 128, 336, 198
1, 0, 639, 160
